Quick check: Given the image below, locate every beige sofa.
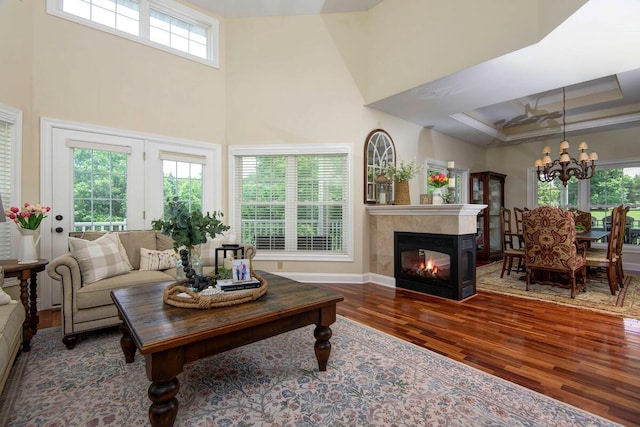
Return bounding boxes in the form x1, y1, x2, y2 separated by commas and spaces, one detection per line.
47, 230, 253, 349
0, 266, 26, 396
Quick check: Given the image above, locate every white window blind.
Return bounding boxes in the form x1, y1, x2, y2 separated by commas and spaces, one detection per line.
233, 152, 348, 255
0, 105, 21, 260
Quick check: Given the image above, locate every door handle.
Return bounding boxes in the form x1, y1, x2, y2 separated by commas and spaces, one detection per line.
55, 227, 64, 233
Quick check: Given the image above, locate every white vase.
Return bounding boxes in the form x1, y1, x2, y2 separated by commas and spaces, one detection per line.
18, 228, 39, 264
432, 188, 444, 205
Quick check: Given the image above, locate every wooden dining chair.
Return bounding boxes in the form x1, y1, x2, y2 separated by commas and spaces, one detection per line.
585, 205, 623, 295
500, 207, 524, 278
522, 206, 587, 298
587, 205, 628, 289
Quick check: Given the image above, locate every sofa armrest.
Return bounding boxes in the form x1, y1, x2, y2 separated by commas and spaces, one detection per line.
47, 254, 82, 288
47, 255, 83, 335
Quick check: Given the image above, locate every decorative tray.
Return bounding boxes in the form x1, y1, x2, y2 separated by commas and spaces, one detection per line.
163, 274, 268, 309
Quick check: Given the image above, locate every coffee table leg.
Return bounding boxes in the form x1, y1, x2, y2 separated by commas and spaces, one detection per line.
146, 349, 184, 427
149, 378, 180, 427
119, 323, 137, 363
313, 325, 332, 371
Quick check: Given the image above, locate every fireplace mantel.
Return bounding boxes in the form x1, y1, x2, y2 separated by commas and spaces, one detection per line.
366, 204, 486, 217
367, 203, 487, 280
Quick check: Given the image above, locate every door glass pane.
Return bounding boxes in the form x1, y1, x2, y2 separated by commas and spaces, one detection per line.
162, 160, 203, 212
73, 148, 128, 231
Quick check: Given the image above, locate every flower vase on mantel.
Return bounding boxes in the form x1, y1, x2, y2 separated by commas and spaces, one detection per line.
432, 188, 444, 205
18, 228, 40, 264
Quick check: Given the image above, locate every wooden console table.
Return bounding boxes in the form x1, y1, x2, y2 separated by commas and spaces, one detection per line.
0, 258, 49, 351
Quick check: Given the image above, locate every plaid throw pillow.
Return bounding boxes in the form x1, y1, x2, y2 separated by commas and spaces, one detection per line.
69, 234, 132, 285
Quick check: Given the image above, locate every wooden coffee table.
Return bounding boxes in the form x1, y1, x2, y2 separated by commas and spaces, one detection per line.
111, 271, 344, 427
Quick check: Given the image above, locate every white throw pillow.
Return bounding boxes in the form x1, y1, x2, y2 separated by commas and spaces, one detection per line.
0, 286, 13, 305
69, 233, 132, 285
139, 248, 177, 271
69, 233, 134, 270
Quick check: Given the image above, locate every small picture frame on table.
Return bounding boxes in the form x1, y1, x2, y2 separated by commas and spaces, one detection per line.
231, 258, 252, 283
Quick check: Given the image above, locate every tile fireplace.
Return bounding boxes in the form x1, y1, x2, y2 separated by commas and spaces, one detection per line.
394, 231, 476, 300
367, 204, 486, 298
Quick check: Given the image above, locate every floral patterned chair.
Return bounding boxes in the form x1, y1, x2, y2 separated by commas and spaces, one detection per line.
522, 206, 587, 298
573, 209, 592, 232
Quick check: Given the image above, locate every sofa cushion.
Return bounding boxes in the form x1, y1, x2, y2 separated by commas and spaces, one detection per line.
117, 231, 160, 270
69, 234, 132, 284
140, 248, 177, 271
75, 270, 174, 310
0, 301, 25, 394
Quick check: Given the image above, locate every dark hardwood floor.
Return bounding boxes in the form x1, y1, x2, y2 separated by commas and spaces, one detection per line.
37, 284, 639, 426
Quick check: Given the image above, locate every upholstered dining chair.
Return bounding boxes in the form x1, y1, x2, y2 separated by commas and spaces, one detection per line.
500, 207, 524, 278
585, 205, 623, 295
573, 209, 592, 232
586, 205, 625, 295
522, 206, 587, 298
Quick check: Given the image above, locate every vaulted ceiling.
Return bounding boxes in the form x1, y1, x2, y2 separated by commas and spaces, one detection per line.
187, 0, 640, 147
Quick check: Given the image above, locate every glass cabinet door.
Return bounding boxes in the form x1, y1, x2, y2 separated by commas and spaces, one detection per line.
470, 171, 506, 261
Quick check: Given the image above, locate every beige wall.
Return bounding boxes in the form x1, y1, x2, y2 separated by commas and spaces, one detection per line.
0, 0, 34, 200
0, 1, 227, 203
365, 0, 584, 103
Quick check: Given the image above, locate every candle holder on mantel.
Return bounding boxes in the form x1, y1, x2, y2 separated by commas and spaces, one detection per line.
375, 173, 391, 205
446, 161, 456, 204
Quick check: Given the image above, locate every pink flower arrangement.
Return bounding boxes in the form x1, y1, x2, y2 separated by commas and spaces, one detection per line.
4, 202, 51, 230
428, 172, 448, 188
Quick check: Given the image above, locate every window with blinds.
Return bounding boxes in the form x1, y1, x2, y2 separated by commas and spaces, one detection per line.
47, 0, 219, 67
233, 149, 349, 256
0, 105, 21, 260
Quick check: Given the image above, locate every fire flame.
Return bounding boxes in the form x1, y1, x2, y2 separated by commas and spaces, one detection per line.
420, 259, 438, 274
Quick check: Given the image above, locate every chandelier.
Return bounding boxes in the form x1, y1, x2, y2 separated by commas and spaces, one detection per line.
534, 88, 598, 187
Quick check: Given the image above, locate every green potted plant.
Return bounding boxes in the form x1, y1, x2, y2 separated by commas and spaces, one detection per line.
151, 197, 230, 280
385, 159, 422, 205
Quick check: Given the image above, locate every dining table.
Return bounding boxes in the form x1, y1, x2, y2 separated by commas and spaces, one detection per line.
575, 229, 609, 244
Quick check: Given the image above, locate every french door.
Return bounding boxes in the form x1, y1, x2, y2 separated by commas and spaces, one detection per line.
40, 119, 221, 308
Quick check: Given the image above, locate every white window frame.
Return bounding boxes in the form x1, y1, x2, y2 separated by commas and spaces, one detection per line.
0, 103, 22, 271
423, 159, 469, 204
46, 0, 219, 68
229, 144, 354, 262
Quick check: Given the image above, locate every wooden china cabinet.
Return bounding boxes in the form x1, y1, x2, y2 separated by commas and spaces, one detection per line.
470, 171, 506, 261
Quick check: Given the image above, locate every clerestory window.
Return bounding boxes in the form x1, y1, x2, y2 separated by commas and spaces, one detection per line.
47, 0, 219, 67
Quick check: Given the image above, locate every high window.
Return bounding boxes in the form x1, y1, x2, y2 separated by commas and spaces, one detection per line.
533, 160, 640, 246
230, 144, 353, 261
47, 0, 219, 67
0, 104, 22, 260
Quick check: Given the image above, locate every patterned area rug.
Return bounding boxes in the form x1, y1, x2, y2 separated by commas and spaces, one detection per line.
476, 262, 640, 319
0, 318, 621, 426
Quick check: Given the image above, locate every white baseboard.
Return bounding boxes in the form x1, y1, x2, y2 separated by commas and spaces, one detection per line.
266, 271, 396, 287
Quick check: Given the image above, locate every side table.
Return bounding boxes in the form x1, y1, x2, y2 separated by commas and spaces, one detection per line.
214, 245, 245, 276
0, 258, 49, 351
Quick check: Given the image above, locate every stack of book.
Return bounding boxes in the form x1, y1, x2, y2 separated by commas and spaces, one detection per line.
217, 278, 261, 292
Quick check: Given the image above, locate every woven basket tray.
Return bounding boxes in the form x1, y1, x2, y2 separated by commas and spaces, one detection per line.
163, 274, 268, 309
